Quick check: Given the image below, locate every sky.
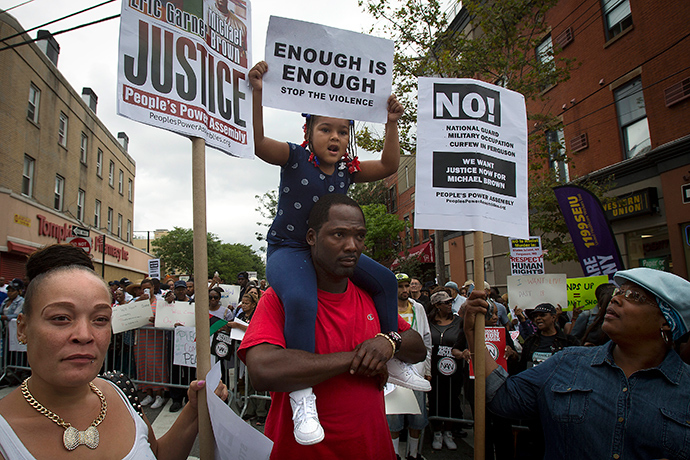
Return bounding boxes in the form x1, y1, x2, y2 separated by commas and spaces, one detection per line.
1, 0, 390, 257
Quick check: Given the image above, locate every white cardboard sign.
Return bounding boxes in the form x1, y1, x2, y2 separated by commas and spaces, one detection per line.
173, 326, 197, 367
205, 362, 273, 458
155, 301, 196, 329
415, 77, 528, 238
263, 16, 394, 123
111, 300, 154, 334
507, 274, 567, 311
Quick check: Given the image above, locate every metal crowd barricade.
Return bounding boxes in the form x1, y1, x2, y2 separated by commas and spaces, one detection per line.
0, 320, 30, 386
0, 321, 270, 421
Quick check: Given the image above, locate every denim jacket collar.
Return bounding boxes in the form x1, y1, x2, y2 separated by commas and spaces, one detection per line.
591, 341, 684, 385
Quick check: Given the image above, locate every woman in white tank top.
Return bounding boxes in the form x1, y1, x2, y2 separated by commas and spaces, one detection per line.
0, 245, 227, 459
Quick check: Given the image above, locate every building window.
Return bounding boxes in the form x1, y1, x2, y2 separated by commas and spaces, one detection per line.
107, 207, 113, 233
536, 35, 554, 67
404, 215, 411, 248
127, 219, 132, 242
128, 179, 133, 202
603, 0, 632, 40
405, 165, 410, 190
118, 170, 124, 195
54, 175, 64, 211
58, 112, 68, 147
94, 200, 101, 228
96, 149, 103, 177
22, 155, 35, 197
77, 189, 85, 221
422, 228, 430, 242
117, 214, 122, 238
614, 78, 651, 158
546, 128, 569, 182
108, 160, 115, 187
387, 185, 397, 213
412, 213, 420, 246
80, 133, 88, 164
27, 84, 40, 123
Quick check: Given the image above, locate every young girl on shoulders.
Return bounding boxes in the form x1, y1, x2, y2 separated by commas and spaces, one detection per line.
249, 60, 429, 446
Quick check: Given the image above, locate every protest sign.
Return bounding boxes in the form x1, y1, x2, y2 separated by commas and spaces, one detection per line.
148, 259, 161, 279
566, 275, 609, 311
174, 326, 197, 367
469, 327, 507, 378
509, 237, 544, 275
262, 16, 394, 123
155, 301, 196, 328
117, 0, 253, 158
415, 78, 528, 238
111, 300, 154, 334
218, 283, 241, 309
205, 362, 273, 459
507, 274, 567, 311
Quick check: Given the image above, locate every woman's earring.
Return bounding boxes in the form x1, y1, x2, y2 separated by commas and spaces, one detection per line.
660, 328, 671, 345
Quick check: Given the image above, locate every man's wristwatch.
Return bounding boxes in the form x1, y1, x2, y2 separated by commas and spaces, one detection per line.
386, 331, 402, 353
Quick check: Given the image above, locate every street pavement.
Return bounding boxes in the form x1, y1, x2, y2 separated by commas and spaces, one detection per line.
0, 383, 476, 459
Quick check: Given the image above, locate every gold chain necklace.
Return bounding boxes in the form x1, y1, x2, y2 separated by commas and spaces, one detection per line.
21, 377, 107, 451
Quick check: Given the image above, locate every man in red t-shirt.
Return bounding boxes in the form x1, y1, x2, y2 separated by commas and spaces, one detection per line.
239, 194, 427, 459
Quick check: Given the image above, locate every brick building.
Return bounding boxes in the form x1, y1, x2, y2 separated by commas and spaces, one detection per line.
386, 0, 690, 289
0, 11, 151, 282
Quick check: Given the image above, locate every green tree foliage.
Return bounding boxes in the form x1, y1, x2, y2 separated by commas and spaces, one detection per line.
214, 243, 266, 281
254, 189, 279, 249
358, 0, 611, 263
362, 204, 407, 262
348, 180, 388, 206
152, 227, 265, 280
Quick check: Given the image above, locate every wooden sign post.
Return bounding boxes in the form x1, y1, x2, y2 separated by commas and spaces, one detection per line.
191, 137, 213, 459
473, 231, 486, 460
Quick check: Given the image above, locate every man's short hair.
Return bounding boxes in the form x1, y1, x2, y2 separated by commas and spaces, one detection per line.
308, 194, 364, 233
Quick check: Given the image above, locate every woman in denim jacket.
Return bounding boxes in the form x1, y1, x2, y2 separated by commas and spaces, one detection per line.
464, 268, 690, 460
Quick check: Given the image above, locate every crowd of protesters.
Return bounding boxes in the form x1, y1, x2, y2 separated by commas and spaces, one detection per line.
2, 243, 690, 460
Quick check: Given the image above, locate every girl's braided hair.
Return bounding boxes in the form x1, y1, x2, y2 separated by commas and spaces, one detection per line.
302, 114, 358, 162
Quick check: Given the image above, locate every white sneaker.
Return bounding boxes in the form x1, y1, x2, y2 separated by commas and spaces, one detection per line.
151, 395, 165, 409
443, 431, 457, 450
387, 358, 431, 392
289, 388, 324, 445
432, 432, 443, 450
140, 395, 154, 406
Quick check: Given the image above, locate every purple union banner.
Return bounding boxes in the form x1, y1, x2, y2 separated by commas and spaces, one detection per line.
554, 185, 625, 278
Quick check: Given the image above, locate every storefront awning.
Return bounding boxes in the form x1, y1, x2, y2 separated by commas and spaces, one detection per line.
390, 240, 434, 270
7, 241, 37, 256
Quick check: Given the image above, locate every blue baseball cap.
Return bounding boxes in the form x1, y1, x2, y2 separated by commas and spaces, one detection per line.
614, 268, 690, 341
445, 281, 459, 291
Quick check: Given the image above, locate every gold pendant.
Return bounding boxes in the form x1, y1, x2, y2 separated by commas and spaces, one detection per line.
63, 426, 100, 450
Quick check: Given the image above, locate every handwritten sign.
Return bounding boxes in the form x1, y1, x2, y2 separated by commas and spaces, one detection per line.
263, 16, 394, 123
507, 274, 567, 311
566, 275, 609, 311
155, 301, 196, 329
111, 300, 153, 334
174, 326, 197, 367
219, 284, 241, 309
